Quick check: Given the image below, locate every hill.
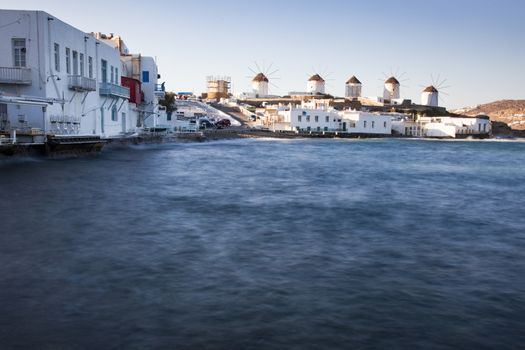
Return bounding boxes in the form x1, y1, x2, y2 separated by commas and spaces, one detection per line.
452, 100, 525, 134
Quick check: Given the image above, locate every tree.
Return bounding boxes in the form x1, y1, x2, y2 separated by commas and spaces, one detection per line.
159, 92, 176, 113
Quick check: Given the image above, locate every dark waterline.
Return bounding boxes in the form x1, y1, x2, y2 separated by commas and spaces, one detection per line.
1, 139, 525, 349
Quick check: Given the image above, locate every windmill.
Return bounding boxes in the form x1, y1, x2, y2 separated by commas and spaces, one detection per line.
380, 68, 409, 101
420, 74, 450, 107
345, 75, 362, 99
246, 61, 280, 98
305, 66, 335, 95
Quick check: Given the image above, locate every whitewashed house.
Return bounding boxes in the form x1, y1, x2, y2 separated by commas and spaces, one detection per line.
0, 10, 133, 137
340, 111, 392, 135
93, 33, 165, 130
392, 115, 492, 138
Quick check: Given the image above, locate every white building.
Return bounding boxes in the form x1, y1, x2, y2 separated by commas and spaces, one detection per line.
340, 111, 392, 135
421, 85, 439, 107
345, 76, 362, 99
0, 10, 133, 137
94, 33, 165, 129
392, 115, 492, 138
266, 100, 391, 135
306, 74, 325, 94
383, 76, 400, 100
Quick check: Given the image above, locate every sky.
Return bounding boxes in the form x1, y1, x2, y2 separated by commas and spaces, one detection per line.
1, 0, 524, 108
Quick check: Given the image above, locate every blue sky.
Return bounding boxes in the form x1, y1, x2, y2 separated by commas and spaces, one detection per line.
2, 0, 524, 108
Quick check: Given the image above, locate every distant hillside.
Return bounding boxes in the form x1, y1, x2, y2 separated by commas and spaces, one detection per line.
452, 100, 525, 133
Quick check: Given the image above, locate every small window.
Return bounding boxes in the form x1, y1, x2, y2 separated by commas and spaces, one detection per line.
384, 121, 387, 128
325, 116, 329, 122
54, 43, 60, 71
88, 56, 93, 78
364, 120, 367, 128
142, 71, 150, 83
110, 66, 114, 83
372, 121, 375, 128
65, 47, 71, 74
306, 115, 310, 122
298, 115, 302, 122
315, 115, 319, 122
115, 68, 119, 85
317, 127, 320, 131
324, 127, 328, 131
12, 38, 27, 67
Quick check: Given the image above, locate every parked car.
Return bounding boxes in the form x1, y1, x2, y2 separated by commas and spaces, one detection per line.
199, 120, 215, 129
216, 119, 231, 128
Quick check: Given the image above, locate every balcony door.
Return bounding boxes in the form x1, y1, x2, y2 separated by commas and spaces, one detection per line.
72, 51, 78, 75
101, 59, 107, 83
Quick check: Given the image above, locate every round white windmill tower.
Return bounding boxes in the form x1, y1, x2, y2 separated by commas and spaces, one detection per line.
383, 76, 400, 100
421, 85, 439, 106
345, 76, 362, 99
307, 74, 325, 94
252, 73, 269, 98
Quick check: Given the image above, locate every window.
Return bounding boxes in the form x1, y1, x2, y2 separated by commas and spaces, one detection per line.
315, 115, 319, 122
101, 59, 107, 83
110, 66, 114, 83
364, 120, 367, 128
306, 115, 310, 122
324, 127, 328, 131
72, 50, 78, 75
54, 43, 60, 71
483, 124, 486, 132
115, 68, 119, 85
384, 121, 387, 128
65, 47, 71, 74
79, 53, 84, 77
325, 116, 329, 123
317, 127, 320, 131
167, 112, 172, 121
142, 70, 150, 83
111, 105, 118, 121
372, 121, 375, 128
88, 56, 93, 78
12, 38, 27, 67
298, 115, 302, 122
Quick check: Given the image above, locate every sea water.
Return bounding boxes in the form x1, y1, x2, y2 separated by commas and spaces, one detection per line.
1, 139, 524, 349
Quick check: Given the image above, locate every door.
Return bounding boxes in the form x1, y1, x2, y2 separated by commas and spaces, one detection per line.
121, 112, 126, 133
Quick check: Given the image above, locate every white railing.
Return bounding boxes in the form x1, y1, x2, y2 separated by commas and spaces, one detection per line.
0, 67, 32, 85
49, 115, 81, 135
68, 75, 96, 91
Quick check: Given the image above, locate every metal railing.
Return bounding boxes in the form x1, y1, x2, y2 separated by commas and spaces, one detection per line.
68, 75, 96, 91
154, 83, 166, 97
99, 82, 130, 99
0, 66, 32, 85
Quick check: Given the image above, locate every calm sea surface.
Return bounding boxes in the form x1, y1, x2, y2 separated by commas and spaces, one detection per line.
1, 139, 525, 349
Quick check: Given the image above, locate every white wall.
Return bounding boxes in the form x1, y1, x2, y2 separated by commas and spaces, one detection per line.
285, 108, 340, 131
342, 111, 392, 134
306, 81, 325, 94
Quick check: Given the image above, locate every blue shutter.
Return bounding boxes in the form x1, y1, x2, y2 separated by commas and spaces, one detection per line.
142, 71, 149, 83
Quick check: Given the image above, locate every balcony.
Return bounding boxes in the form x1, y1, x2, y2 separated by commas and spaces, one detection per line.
99, 82, 130, 99
68, 75, 96, 92
154, 83, 166, 98
0, 67, 32, 85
